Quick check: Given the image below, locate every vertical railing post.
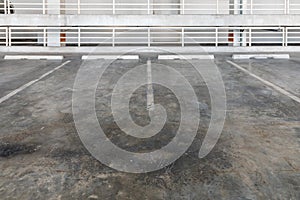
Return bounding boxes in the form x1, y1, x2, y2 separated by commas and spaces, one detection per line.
182, 0, 185, 15
43, 28, 46, 46
112, 28, 115, 46
216, 0, 219, 14
249, 28, 252, 46
215, 27, 218, 46
285, 27, 289, 46
8, 27, 11, 46
78, 28, 81, 47
181, 28, 184, 47
4, 0, 7, 14
43, 0, 46, 14
286, 0, 290, 14
284, 0, 287, 14
77, 0, 81, 14
282, 28, 286, 46
148, 27, 151, 47
147, 0, 150, 14
250, 0, 253, 14
5, 27, 8, 46
113, 0, 115, 14
7, 0, 10, 14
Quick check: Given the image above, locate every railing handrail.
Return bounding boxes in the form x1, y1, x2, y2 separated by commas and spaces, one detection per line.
1, 26, 300, 48
1, 0, 299, 15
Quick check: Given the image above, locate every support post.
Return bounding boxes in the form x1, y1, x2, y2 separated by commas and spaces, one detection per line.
113, 0, 115, 14
148, 27, 151, 47
78, 28, 81, 47
8, 27, 11, 46
78, 0, 80, 14
43, 0, 46, 14
249, 28, 252, 46
43, 28, 46, 47
283, 28, 286, 47
4, 0, 7, 14
285, 28, 288, 46
46, 0, 61, 47
215, 28, 218, 46
181, 27, 184, 47
5, 27, 8, 46
112, 28, 115, 46
7, 0, 10, 14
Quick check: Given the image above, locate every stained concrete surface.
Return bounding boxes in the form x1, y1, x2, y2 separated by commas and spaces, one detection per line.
232, 58, 300, 96
0, 55, 299, 199
0, 60, 65, 97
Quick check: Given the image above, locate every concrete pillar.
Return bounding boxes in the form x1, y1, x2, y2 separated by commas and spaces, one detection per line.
46, 0, 61, 47
230, 0, 247, 46
152, 0, 181, 44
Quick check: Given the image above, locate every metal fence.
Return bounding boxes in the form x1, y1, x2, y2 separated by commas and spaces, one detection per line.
0, 26, 299, 47
0, 0, 300, 15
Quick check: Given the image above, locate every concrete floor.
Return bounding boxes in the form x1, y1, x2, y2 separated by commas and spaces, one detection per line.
0, 54, 299, 199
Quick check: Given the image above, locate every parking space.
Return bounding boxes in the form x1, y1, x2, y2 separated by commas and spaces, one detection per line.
229, 58, 300, 97
0, 59, 68, 97
0, 55, 299, 199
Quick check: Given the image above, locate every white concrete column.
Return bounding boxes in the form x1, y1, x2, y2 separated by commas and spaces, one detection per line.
231, 0, 247, 46
46, 0, 61, 47
152, 0, 181, 44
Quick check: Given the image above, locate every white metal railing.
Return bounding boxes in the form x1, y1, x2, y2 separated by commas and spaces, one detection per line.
1, 0, 300, 15
1, 26, 299, 47
0, 27, 8, 46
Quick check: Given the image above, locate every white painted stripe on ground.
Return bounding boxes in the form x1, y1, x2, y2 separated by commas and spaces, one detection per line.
4, 55, 64, 60
82, 55, 139, 60
232, 54, 290, 60
158, 55, 214, 60
227, 60, 300, 104
0, 60, 71, 104
146, 59, 154, 111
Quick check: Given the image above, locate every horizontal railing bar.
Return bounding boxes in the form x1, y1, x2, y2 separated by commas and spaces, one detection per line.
2, 1, 298, 15
2, 26, 298, 48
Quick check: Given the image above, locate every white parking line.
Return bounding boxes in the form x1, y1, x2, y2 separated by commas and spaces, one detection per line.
4, 55, 64, 60
0, 60, 71, 104
227, 60, 300, 104
232, 54, 290, 60
147, 60, 154, 111
158, 55, 214, 60
82, 55, 139, 60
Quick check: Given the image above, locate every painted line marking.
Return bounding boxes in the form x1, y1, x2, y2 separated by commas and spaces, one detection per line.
227, 60, 300, 104
0, 60, 71, 104
232, 54, 290, 60
4, 55, 64, 60
158, 55, 214, 60
147, 59, 154, 111
82, 55, 139, 60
